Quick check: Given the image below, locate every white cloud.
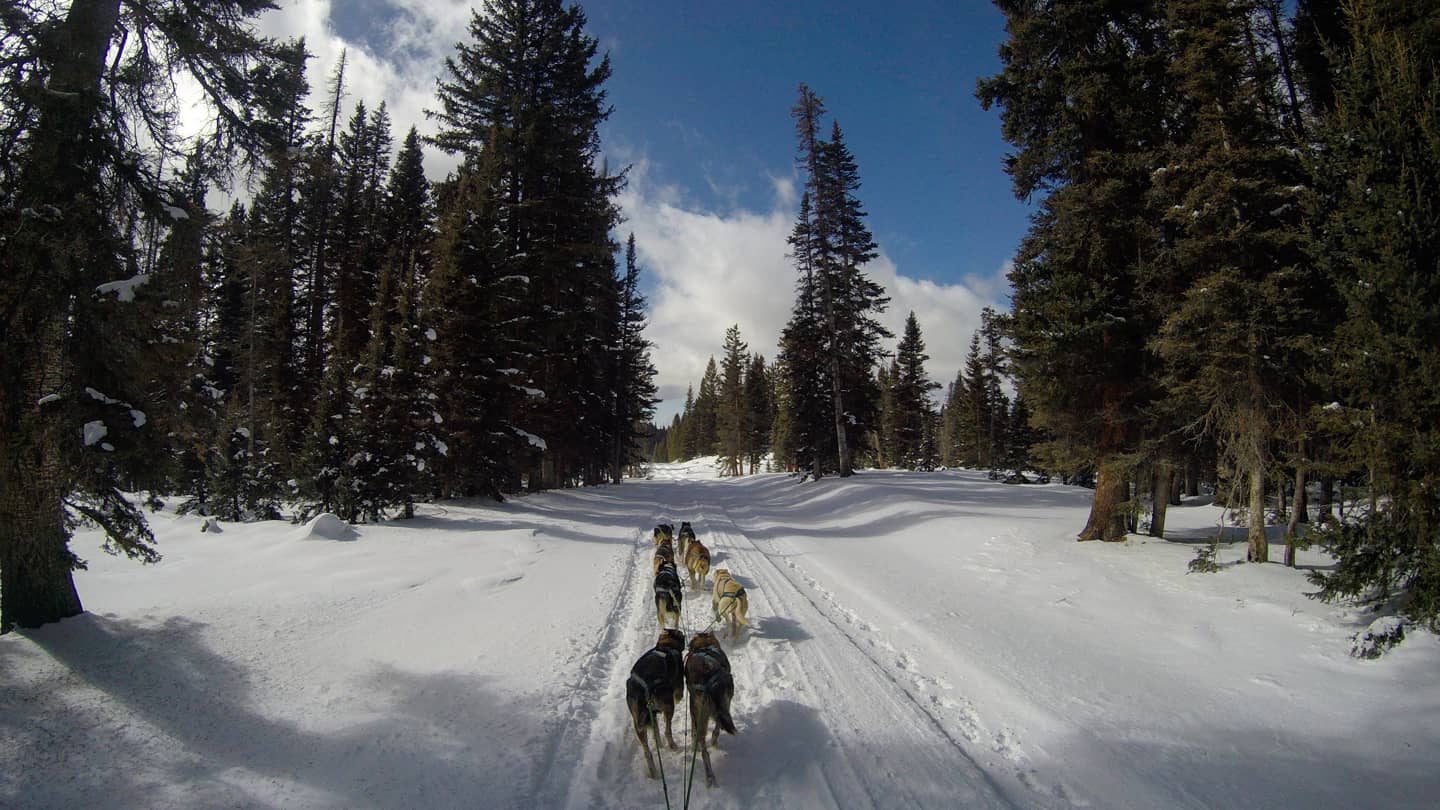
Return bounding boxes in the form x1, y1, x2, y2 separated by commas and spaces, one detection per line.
258, 0, 467, 178
619, 161, 1006, 422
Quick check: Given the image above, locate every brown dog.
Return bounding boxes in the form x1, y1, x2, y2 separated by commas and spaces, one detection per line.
677, 521, 696, 565
685, 631, 737, 787
711, 569, 749, 640
685, 539, 711, 589
626, 628, 686, 779
653, 523, 674, 546
652, 543, 675, 575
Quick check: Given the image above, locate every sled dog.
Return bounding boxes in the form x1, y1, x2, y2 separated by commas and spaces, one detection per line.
711, 569, 749, 639
654, 562, 683, 629
652, 543, 675, 575
685, 631, 737, 787
626, 628, 686, 779
685, 539, 711, 589
653, 524, 674, 546
677, 521, 696, 563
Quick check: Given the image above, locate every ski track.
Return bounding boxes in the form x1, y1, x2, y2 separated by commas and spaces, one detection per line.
550, 479, 1049, 809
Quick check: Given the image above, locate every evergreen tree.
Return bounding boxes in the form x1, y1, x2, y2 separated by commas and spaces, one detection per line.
430, 0, 622, 491
875, 363, 898, 468
349, 127, 437, 520
744, 354, 773, 473
692, 358, 722, 458
1307, 2, 1440, 634
238, 38, 313, 502
422, 153, 524, 499
784, 87, 891, 478
978, 0, 1172, 541
891, 312, 940, 469
778, 192, 835, 478
612, 234, 659, 482
0, 0, 281, 633
717, 326, 750, 476
1150, 0, 1317, 562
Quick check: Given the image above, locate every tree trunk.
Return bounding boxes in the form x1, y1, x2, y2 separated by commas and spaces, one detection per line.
1285, 462, 1306, 568
1318, 476, 1334, 522
1, 0, 122, 634
1247, 462, 1269, 563
1079, 463, 1129, 542
1149, 463, 1172, 538
830, 355, 851, 477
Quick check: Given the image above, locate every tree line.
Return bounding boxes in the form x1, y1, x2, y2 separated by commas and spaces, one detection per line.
979, 0, 1440, 640
0, 0, 657, 633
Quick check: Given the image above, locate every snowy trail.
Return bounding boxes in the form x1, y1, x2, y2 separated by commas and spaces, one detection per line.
556, 477, 1022, 809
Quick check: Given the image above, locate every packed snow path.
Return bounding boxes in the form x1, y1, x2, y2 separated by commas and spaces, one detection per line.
3, 465, 1438, 809
555, 480, 1020, 809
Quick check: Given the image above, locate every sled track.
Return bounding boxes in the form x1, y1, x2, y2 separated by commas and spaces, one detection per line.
693, 492, 1024, 809
547, 493, 702, 809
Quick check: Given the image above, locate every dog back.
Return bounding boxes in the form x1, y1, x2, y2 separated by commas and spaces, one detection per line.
685, 634, 736, 734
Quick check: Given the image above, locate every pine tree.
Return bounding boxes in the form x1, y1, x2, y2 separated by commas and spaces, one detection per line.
692, 358, 722, 458
716, 326, 750, 476
1307, 2, 1440, 634
348, 127, 436, 520
875, 363, 898, 468
784, 87, 891, 478
422, 153, 523, 499
612, 234, 659, 482
0, 0, 281, 633
778, 192, 835, 478
978, 0, 1172, 541
238, 38, 314, 502
431, 0, 621, 491
1150, 0, 1316, 562
891, 312, 940, 469
744, 354, 773, 473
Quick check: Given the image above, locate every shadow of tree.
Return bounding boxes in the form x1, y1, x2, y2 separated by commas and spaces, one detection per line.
2, 614, 548, 809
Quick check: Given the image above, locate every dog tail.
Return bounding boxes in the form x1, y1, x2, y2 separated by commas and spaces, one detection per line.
713, 696, 737, 735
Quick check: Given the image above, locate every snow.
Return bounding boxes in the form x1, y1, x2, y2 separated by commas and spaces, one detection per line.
82, 420, 108, 446
129, 409, 146, 428
2, 467, 1437, 809
295, 513, 359, 542
37, 393, 62, 406
95, 274, 150, 302
162, 204, 190, 221
515, 428, 548, 450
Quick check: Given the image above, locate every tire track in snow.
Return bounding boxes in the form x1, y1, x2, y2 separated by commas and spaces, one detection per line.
694, 485, 1024, 810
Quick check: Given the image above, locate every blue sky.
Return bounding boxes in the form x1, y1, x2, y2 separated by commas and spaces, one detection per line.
587, 0, 1030, 289
263, 0, 1030, 422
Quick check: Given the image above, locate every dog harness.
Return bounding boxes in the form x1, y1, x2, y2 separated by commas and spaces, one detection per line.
630, 647, 683, 703
717, 585, 745, 601
689, 647, 730, 694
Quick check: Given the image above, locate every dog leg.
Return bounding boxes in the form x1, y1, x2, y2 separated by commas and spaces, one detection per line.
700, 723, 717, 787
663, 706, 678, 749
637, 722, 657, 779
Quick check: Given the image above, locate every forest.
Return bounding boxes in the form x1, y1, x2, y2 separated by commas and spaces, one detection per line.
1, 0, 1437, 654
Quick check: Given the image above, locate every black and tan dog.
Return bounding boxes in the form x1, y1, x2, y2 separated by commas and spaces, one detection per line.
677, 521, 696, 564
685, 538, 711, 589
654, 561, 683, 629
711, 568, 749, 640
626, 628, 686, 779
685, 631, 737, 787
653, 523, 674, 546
652, 542, 675, 575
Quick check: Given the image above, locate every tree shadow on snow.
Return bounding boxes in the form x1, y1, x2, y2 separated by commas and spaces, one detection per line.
4, 614, 548, 809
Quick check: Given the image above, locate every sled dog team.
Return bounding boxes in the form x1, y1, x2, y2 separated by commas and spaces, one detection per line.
628, 521, 749, 788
